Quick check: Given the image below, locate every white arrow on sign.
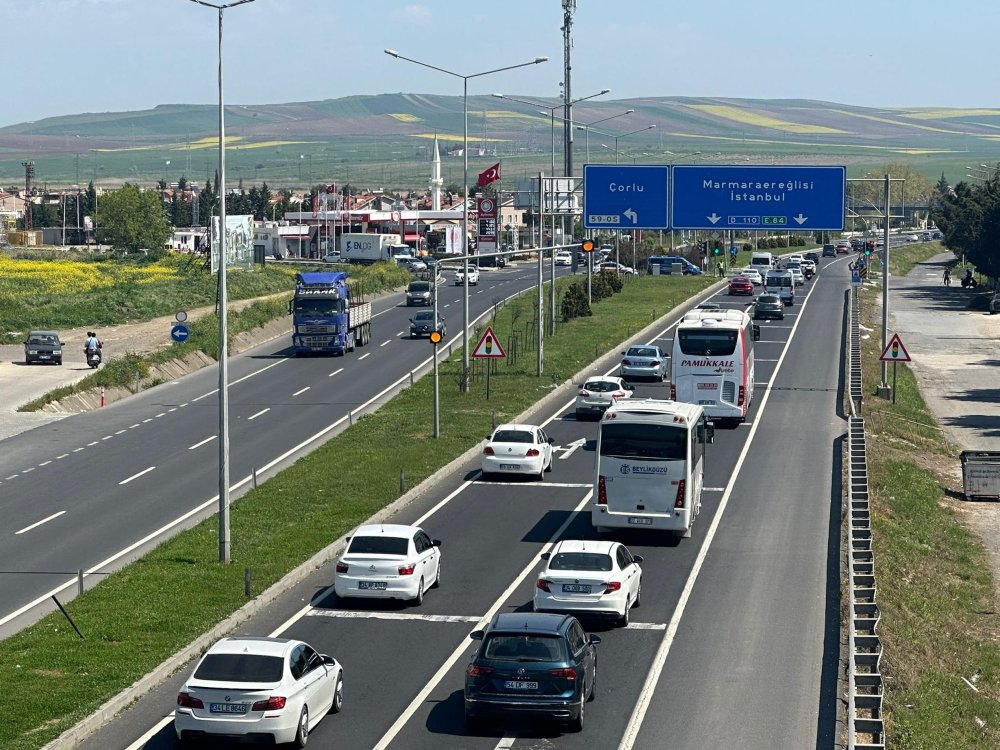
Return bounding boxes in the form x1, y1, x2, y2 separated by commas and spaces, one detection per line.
794, 213, 808, 225
557, 437, 587, 460
624, 208, 638, 224
707, 213, 721, 224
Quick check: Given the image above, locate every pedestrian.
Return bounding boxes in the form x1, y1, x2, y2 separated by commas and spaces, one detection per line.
943, 267, 951, 286
717, 261, 724, 278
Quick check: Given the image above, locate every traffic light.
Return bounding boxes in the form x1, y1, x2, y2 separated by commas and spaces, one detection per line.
581, 239, 595, 253
712, 241, 721, 256
865, 241, 874, 256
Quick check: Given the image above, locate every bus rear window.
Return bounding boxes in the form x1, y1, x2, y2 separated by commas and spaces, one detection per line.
599, 422, 687, 460
677, 330, 737, 356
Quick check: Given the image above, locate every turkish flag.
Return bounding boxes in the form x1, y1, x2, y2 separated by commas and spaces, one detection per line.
477, 162, 501, 187
325, 183, 336, 194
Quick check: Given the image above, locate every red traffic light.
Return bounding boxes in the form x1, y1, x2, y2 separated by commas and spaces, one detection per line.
581, 240, 595, 253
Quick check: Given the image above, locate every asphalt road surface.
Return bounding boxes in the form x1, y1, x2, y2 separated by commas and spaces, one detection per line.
0, 263, 568, 636
75, 254, 851, 750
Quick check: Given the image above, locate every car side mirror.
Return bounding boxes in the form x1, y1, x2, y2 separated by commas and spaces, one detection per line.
547, 437, 555, 444
752, 324, 761, 341
633, 555, 644, 564
432, 539, 442, 547
286, 300, 293, 315
469, 630, 485, 641
540, 552, 551, 561
589, 634, 602, 645
485, 435, 492, 441
321, 654, 336, 666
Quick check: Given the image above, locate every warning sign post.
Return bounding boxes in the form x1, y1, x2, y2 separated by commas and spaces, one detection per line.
472, 326, 505, 400
878, 333, 911, 404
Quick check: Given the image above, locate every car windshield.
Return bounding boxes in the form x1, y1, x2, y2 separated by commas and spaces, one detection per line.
408, 282, 430, 292
677, 329, 738, 356
549, 552, 613, 571
482, 634, 566, 662
413, 312, 435, 322
492, 430, 534, 444
348, 536, 409, 556
626, 347, 658, 358
600, 422, 687, 460
584, 380, 619, 392
194, 653, 284, 683
28, 335, 57, 345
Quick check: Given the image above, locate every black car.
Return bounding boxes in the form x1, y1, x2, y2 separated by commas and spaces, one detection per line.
822, 244, 836, 257
477, 253, 506, 268
805, 251, 820, 264
24, 330, 63, 365
409, 310, 446, 338
753, 293, 784, 320
406, 280, 433, 306
464, 612, 600, 732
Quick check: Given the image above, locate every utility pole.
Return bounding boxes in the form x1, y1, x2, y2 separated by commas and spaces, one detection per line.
562, 0, 576, 177
22, 161, 34, 231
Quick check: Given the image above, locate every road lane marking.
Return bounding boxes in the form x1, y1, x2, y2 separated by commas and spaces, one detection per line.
129, 423, 140, 429
16, 511, 67, 535
5, 474, 18, 480
73, 448, 85, 453
191, 358, 290, 403
624, 622, 668, 631
329, 368, 344, 377
115, 429, 127, 435
494, 736, 518, 750
703, 487, 727, 492
155, 412, 166, 418
88, 441, 99, 446
168, 408, 177, 413
38, 461, 52, 467
101, 436, 113, 441
142, 418, 153, 423
56, 454, 69, 460
381, 339, 392, 347
188, 436, 217, 450
292, 386, 310, 397
443, 303, 451, 308
479, 481, 591, 488
119, 466, 156, 485
557, 437, 587, 460
306, 610, 480, 624
21, 468, 35, 474
358, 353, 371, 360
247, 408, 270, 421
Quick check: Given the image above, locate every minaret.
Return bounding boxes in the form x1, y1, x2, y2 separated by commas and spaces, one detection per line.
430, 134, 443, 211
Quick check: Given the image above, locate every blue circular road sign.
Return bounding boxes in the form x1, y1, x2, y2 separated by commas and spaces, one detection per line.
171, 324, 190, 343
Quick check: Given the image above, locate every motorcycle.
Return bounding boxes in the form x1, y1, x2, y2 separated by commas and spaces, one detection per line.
86, 347, 102, 369
961, 275, 979, 289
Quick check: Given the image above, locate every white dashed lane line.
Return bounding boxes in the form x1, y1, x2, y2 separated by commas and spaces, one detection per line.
329, 368, 344, 378
56, 454, 69, 460
358, 353, 371, 361
292, 386, 310, 397
188, 436, 217, 450
247, 408, 270, 421
119, 466, 156, 486
380, 339, 392, 347
15, 511, 67, 535
38, 461, 51, 467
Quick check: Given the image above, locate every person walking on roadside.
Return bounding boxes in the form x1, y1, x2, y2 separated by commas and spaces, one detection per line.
943, 267, 951, 287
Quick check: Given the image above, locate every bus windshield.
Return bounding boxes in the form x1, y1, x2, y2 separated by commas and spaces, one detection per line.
599, 422, 687, 461
677, 329, 738, 356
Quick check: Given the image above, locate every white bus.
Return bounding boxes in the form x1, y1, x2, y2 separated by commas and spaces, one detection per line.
670, 308, 759, 424
592, 399, 714, 538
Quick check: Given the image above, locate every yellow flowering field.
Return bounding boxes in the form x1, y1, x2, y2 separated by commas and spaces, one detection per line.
0, 256, 179, 299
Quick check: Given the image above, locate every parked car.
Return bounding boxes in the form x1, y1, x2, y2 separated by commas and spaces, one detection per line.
24, 330, 63, 365
406, 280, 433, 306
478, 254, 506, 269
619, 344, 667, 382
333, 523, 441, 604
728, 275, 755, 296
575, 376, 632, 420
555, 251, 573, 266
752, 293, 785, 321
174, 636, 343, 747
464, 613, 600, 732
409, 310, 446, 338
481, 423, 554, 481
455, 265, 480, 286
599, 261, 637, 275
533, 540, 643, 626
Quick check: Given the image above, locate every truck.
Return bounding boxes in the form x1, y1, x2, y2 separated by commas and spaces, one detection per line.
289, 272, 372, 355
339, 233, 403, 264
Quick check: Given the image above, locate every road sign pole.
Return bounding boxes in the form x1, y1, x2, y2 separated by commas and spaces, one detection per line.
433, 279, 440, 438
892, 361, 897, 405
537, 238, 544, 377
880, 173, 891, 391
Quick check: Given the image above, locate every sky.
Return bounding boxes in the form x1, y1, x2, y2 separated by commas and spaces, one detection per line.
3, 0, 1000, 127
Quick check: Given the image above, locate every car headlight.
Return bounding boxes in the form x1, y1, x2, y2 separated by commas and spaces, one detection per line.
28, 349, 38, 354
52, 349, 62, 354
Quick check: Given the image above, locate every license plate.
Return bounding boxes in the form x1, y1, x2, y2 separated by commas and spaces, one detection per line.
209, 703, 248, 714
39, 355, 50, 359
503, 681, 538, 690
698, 399, 714, 405
628, 517, 654, 526
358, 581, 387, 590
499, 463, 519, 470
562, 584, 591, 594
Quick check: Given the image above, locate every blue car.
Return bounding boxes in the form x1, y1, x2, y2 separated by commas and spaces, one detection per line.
464, 612, 600, 733
646, 255, 701, 275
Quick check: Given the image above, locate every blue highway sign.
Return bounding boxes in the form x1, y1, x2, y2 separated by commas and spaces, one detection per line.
583, 164, 669, 230
171, 324, 190, 343
671, 165, 846, 231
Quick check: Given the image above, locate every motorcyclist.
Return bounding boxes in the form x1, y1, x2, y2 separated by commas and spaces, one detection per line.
962, 269, 978, 289
84, 331, 103, 363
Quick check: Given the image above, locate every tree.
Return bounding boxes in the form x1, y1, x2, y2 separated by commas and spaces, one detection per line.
94, 183, 172, 255
932, 167, 1000, 282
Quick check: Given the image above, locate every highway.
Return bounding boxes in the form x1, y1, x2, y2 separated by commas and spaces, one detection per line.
0, 262, 568, 636
77, 254, 851, 750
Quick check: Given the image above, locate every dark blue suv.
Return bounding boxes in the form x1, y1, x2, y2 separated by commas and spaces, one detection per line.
464, 612, 600, 732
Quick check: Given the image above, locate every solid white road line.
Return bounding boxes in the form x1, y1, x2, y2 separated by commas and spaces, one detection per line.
119, 466, 156, 486
703, 487, 727, 492
188, 436, 217, 451
329, 367, 344, 377
292, 386, 310, 397
305, 610, 480, 624
371, 491, 593, 750
624, 622, 668, 631
15, 511, 66, 535
247, 408, 270, 421
616, 251, 829, 750
358, 353, 371, 360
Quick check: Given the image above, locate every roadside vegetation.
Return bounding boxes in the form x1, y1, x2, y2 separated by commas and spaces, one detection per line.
858, 243, 1000, 748
0, 271, 712, 750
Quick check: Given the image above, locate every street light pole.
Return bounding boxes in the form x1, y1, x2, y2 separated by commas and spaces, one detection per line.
386, 51, 548, 391
189, 0, 256, 564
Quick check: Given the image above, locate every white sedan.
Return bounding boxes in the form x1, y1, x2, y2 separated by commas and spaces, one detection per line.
454, 264, 480, 285
575, 375, 633, 420
739, 267, 764, 286
175, 636, 343, 747
334, 524, 441, 605
533, 540, 643, 626
554, 251, 573, 266
481, 423, 554, 481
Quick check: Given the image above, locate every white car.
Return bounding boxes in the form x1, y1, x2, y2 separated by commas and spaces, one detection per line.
481, 423, 554, 481
554, 251, 573, 266
786, 254, 804, 265
175, 636, 343, 747
739, 267, 764, 286
533, 540, 643, 626
599, 261, 638, 275
322, 252, 342, 264
785, 263, 805, 286
575, 375, 633, 420
454, 264, 480, 286
334, 524, 441, 604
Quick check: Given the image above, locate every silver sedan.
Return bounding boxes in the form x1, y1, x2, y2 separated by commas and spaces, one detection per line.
619, 345, 667, 382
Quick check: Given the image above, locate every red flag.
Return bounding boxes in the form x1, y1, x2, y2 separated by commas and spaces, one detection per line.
477, 162, 501, 187
325, 183, 336, 194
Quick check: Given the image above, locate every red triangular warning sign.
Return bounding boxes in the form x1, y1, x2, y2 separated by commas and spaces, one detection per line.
879, 333, 911, 363
471, 325, 506, 359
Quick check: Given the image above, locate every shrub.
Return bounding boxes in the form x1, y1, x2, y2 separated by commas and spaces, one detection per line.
561, 281, 591, 321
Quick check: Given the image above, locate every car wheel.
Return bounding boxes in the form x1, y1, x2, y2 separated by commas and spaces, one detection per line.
413, 578, 424, 606
432, 563, 441, 589
618, 596, 630, 627
294, 706, 309, 748
331, 675, 344, 713
544, 455, 553, 473
634, 577, 642, 607
588, 661, 598, 702
536, 466, 545, 482
569, 694, 585, 732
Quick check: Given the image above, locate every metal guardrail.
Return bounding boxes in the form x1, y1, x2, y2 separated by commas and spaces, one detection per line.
846, 286, 884, 749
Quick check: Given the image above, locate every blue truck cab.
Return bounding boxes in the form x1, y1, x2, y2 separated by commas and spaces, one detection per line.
290, 272, 373, 356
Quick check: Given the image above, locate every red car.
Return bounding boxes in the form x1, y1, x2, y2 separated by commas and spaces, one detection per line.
728, 275, 754, 295
835, 244, 850, 254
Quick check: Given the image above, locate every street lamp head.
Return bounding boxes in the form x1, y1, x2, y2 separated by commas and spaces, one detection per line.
600, 88, 611, 95
492, 93, 504, 98
534, 57, 549, 64
384, 49, 400, 58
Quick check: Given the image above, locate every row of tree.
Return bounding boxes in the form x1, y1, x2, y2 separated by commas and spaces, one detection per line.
932, 166, 1000, 281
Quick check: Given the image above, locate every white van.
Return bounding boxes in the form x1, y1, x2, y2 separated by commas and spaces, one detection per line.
749, 252, 774, 275
765, 269, 794, 306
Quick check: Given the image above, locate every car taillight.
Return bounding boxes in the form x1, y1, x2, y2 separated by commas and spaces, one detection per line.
604, 581, 622, 594
335, 562, 349, 574
580, 389, 590, 397
398, 564, 415, 576
536, 578, 551, 593
526, 448, 540, 457
675, 479, 686, 509
468, 664, 494, 677
612, 391, 625, 399
177, 692, 204, 709
598, 475, 607, 505
670, 384, 676, 400
738, 385, 745, 406
251, 696, 287, 711
483, 446, 495, 455
548, 668, 577, 680
621, 359, 631, 366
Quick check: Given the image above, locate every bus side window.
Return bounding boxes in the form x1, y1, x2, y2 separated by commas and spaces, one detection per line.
697, 419, 715, 445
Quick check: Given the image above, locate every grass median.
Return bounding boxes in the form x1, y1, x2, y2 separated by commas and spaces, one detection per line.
1, 271, 714, 750
858, 250, 1000, 748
